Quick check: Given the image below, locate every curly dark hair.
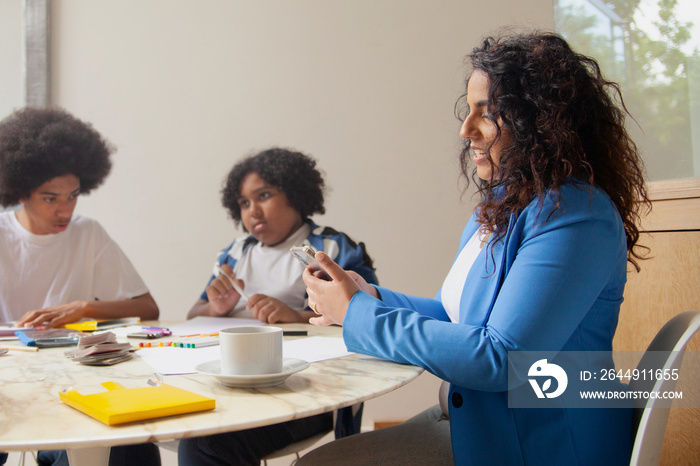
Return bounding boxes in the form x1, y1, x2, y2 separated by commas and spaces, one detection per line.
0, 107, 113, 207
221, 148, 326, 227
456, 32, 650, 269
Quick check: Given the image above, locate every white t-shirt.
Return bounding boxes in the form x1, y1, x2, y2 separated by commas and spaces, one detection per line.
0, 212, 149, 321
227, 224, 311, 319
440, 227, 489, 323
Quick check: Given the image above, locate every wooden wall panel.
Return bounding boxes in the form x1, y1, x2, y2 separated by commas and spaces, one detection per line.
615, 232, 700, 352
614, 178, 700, 466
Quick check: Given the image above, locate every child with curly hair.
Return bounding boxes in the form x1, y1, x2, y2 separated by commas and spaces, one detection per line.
188, 147, 377, 324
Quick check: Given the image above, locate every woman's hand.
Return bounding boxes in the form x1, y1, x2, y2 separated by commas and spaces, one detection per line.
205, 264, 245, 316
303, 251, 370, 326
346, 270, 379, 299
247, 294, 306, 323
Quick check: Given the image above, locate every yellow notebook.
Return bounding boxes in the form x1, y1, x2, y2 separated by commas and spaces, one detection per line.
63, 317, 141, 332
60, 381, 215, 425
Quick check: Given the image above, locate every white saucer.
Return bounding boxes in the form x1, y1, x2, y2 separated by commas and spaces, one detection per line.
196, 358, 310, 388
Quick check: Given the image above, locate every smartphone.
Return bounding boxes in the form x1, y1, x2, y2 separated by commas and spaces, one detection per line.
35, 337, 81, 348
16, 329, 81, 348
127, 327, 171, 339
290, 245, 330, 280
290, 245, 320, 269
126, 332, 162, 339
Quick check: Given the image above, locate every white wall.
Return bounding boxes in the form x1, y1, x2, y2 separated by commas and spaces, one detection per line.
50, 0, 553, 319
7, 0, 554, 438
0, 0, 23, 121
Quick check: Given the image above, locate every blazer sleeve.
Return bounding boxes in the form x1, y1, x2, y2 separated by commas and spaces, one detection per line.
372, 285, 450, 321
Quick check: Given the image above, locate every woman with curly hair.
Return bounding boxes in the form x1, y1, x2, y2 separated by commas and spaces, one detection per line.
0, 107, 159, 328
300, 32, 649, 465
0, 107, 160, 465
180, 148, 377, 465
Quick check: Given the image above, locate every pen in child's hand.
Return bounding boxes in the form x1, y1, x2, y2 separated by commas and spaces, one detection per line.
216, 265, 250, 300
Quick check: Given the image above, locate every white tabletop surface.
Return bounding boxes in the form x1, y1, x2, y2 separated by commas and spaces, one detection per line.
0, 323, 422, 455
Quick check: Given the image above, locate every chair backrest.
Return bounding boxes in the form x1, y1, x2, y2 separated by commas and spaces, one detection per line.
261, 431, 330, 464
628, 310, 700, 466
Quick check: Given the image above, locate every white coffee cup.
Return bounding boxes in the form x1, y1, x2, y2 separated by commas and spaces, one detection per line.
219, 326, 283, 376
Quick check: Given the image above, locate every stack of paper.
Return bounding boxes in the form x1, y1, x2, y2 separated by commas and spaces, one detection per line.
65, 332, 133, 366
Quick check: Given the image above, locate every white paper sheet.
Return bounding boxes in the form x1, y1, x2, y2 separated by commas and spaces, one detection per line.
282, 336, 353, 362
136, 336, 353, 375
137, 345, 220, 375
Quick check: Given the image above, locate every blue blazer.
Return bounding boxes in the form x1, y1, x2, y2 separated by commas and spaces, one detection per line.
343, 183, 632, 465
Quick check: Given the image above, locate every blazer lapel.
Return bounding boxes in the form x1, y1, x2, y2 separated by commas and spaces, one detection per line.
458, 213, 518, 326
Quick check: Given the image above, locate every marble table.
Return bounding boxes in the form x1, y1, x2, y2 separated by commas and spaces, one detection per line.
0, 323, 422, 465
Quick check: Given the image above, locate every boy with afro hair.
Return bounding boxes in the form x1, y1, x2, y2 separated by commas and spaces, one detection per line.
0, 107, 159, 327
0, 107, 160, 466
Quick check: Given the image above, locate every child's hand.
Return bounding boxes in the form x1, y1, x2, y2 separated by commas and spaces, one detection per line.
205, 264, 245, 316
247, 295, 302, 323
15, 301, 88, 329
